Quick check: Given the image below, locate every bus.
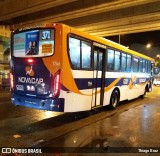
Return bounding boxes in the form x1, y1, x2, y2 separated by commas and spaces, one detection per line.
10, 23, 154, 112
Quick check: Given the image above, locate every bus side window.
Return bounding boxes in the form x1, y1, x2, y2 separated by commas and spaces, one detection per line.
98, 53, 103, 71
81, 41, 92, 69
69, 37, 80, 68
107, 49, 114, 70
121, 53, 127, 72
126, 54, 131, 72
94, 51, 98, 70
139, 59, 143, 72
114, 51, 121, 71
148, 61, 151, 73
139, 59, 146, 73
133, 57, 139, 72
145, 60, 148, 73
142, 59, 146, 73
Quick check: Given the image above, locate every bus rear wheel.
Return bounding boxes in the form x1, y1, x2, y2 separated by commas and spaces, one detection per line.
109, 90, 119, 109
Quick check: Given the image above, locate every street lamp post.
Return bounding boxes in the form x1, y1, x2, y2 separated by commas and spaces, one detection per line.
119, 34, 120, 44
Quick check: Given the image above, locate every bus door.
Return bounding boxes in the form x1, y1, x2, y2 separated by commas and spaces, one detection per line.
92, 47, 105, 108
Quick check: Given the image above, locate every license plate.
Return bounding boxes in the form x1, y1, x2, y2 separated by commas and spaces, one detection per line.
25, 100, 37, 105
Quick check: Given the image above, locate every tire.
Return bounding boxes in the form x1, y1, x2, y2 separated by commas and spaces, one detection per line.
148, 82, 152, 92
109, 90, 119, 109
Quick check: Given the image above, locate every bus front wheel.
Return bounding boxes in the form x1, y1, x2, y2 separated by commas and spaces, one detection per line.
109, 90, 119, 109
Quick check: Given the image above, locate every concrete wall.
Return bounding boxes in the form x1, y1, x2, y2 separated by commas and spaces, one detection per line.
0, 25, 10, 88
0, 25, 10, 38
0, 0, 73, 21
0, 0, 53, 17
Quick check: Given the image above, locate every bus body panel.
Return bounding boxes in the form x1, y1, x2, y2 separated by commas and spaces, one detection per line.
11, 92, 64, 111
12, 57, 52, 97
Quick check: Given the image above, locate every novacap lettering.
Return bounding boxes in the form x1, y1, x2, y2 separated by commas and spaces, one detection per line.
18, 77, 43, 84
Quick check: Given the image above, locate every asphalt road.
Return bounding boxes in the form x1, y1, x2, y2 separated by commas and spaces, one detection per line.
0, 86, 160, 156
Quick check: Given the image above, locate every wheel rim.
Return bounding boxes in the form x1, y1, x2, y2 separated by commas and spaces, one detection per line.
112, 93, 118, 107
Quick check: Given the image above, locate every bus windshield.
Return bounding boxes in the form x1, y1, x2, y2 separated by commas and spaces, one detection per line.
13, 29, 54, 57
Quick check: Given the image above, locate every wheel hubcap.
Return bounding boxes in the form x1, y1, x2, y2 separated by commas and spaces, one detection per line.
112, 95, 117, 107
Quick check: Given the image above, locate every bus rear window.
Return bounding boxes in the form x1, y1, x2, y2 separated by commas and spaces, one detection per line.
13, 29, 54, 57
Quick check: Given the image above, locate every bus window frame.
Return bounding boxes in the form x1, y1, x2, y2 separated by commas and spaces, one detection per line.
132, 56, 140, 73
106, 48, 114, 71
11, 27, 55, 58
121, 52, 127, 72
114, 50, 121, 71
106, 47, 122, 72
67, 34, 93, 71
119, 51, 132, 73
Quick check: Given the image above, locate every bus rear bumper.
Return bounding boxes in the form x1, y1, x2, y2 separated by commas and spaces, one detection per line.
11, 93, 64, 112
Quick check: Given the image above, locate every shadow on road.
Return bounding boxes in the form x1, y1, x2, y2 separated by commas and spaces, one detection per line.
17, 109, 98, 135
17, 98, 140, 135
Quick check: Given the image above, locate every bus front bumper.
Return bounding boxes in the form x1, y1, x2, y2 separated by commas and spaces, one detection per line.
11, 93, 64, 112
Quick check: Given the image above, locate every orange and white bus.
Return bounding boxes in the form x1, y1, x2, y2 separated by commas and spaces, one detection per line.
10, 23, 154, 112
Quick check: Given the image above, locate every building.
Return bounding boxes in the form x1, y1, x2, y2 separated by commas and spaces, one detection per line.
0, 25, 10, 90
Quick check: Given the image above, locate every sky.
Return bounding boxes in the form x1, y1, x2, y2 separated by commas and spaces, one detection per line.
106, 30, 160, 48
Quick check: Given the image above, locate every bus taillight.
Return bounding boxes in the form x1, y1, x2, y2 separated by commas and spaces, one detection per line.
27, 59, 34, 63
53, 70, 60, 98
10, 73, 14, 89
